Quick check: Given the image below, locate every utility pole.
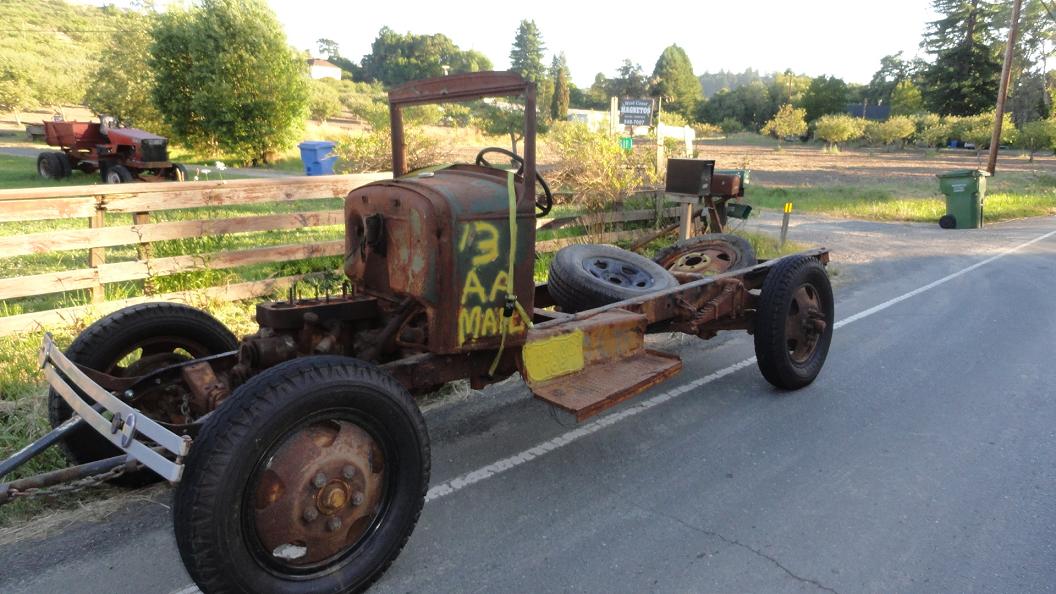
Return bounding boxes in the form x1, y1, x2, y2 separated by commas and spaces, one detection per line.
987, 0, 1023, 175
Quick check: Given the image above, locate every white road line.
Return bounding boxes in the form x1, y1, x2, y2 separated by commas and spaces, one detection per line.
169, 225, 1055, 594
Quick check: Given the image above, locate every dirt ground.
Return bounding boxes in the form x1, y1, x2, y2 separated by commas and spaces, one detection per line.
692, 141, 1056, 188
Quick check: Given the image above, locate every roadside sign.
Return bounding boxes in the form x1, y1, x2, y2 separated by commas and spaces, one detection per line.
619, 98, 653, 126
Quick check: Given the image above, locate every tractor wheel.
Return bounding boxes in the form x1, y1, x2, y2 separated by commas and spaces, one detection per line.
48, 303, 237, 483
36, 152, 67, 179
548, 243, 679, 313
167, 163, 188, 182
102, 164, 134, 184
174, 356, 429, 594
753, 255, 834, 390
653, 233, 757, 275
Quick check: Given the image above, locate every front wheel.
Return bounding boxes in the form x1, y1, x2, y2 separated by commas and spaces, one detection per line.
174, 356, 430, 594
753, 255, 834, 389
102, 164, 134, 183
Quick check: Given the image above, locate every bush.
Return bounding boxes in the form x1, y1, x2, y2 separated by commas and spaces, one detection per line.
333, 128, 448, 173
914, 113, 949, 147
864, 116, 916, 148
308, 79, 342, 123
813, 114, 865, 150
692, 122, 722, 138
760, 104, 807, 147
546, 121, 658, 220
1017, 119, 1056, 161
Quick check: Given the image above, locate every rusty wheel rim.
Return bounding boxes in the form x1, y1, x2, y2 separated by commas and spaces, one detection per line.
785, 283, 826, 364
660, 244, 738, 274
246, 411, 391, 575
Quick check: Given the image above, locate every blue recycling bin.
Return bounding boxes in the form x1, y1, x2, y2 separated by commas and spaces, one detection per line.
298, 141, 337, 176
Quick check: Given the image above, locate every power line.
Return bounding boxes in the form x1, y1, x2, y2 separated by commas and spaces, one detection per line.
0, 29, 132, 33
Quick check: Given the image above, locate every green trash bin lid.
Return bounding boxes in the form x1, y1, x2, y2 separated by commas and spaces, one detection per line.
936, 169, 990, 179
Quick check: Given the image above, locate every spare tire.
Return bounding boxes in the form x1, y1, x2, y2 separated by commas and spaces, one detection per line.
653, 233, 757, 275
548, 244, 679, 313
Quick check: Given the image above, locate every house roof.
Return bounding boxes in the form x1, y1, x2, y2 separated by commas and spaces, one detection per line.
307, 59, 339, 68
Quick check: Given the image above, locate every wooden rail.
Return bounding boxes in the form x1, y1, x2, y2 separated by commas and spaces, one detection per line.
0, 176, 676, 337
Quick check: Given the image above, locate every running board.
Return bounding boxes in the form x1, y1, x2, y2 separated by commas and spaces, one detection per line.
519, 309, 683, 421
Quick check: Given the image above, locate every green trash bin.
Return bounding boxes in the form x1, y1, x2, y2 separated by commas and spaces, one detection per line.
619, 136, 633, 151
936, 169, 989, 229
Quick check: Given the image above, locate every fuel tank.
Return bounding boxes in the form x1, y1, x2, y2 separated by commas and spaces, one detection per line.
345, 165, 536, 354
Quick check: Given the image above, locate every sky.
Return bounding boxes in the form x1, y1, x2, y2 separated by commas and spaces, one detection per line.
81, 0, 940, 87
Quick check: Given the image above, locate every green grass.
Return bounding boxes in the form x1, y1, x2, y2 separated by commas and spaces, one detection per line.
744, 174, 1056, 223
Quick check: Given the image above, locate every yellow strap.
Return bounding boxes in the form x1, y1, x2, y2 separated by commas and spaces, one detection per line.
488, 171, 533, 377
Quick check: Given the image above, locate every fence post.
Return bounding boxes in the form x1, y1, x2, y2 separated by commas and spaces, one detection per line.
133, 211, 155, 295
88, 207, 106, 304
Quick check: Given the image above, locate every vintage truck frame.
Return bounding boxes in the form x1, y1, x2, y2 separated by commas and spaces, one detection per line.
1, 72, 833, 593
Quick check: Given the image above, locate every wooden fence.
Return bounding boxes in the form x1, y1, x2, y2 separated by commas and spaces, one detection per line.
0, 175, 677, 337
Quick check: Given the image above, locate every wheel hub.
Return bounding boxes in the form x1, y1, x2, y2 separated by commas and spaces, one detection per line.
252, 419, 386, 567
664, 245, 736, 274
785, 283, 826, 363
584, 257, 655, 289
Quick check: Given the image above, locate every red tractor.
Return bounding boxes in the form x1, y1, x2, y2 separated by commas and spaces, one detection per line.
37, 116, 187, 183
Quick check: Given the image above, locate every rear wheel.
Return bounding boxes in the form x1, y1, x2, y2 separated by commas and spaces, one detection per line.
174, 356, 429, 594
48, 303, 237, 476
654, 233, 757, 275
753, 255, 834, 390
36, 152, 68, 179
102, 164, 134, 183
939, 214, 956, 229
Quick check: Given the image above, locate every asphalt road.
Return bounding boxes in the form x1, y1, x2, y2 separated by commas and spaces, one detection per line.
1, 215, 1055, 593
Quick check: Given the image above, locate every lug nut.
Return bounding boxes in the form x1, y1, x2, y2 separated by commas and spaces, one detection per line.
342, 465, 356, 480
326, 517, 342, 532
351, 492, 364, 506
312, 472, 327, 489
302, 507, 319, 522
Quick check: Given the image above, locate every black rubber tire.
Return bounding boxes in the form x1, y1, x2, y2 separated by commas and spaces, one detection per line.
753, 255, 834, 390
56, 152, 72, 178
174, 356, 429, 594
653, 233, 757, 274
48, 303, 237, 476
939, 214, 956, 229
36, 151, 67, 179
102, 163, 134, 183
548, 243, 679, 313
168, 163, 188, 182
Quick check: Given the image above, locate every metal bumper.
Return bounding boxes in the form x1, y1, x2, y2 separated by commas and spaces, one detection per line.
38, 333, 190, 482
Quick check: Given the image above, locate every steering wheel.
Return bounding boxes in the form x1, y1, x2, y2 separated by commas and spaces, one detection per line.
474, 147, 553, 216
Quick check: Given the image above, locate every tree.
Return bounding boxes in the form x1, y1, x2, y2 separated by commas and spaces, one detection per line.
0, 58, 34, 125
1017, 119, 1056, 161
550, 54, 570, 121
316, 38, 340, 58
510, 20, 546, 83
866, 52, 915, 104
889, 81, 924, 115
150, 0, 309, 163
651, 45, 701, 119
920, 0, 1002, 116
84, 9, 162, 129
611, 60, 648, 98
801, 76, 848, 122
767, 69, 812, 110
474, 102, 546, 154
760, 104, 807, 147
814, 114, 866, 150
360, 27, 492, 86
719, 117, 743, 143
309, 80, 342, 123
697, 81, 774, 130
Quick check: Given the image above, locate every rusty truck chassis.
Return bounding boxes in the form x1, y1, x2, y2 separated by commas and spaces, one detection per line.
1, 72, 830, 507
